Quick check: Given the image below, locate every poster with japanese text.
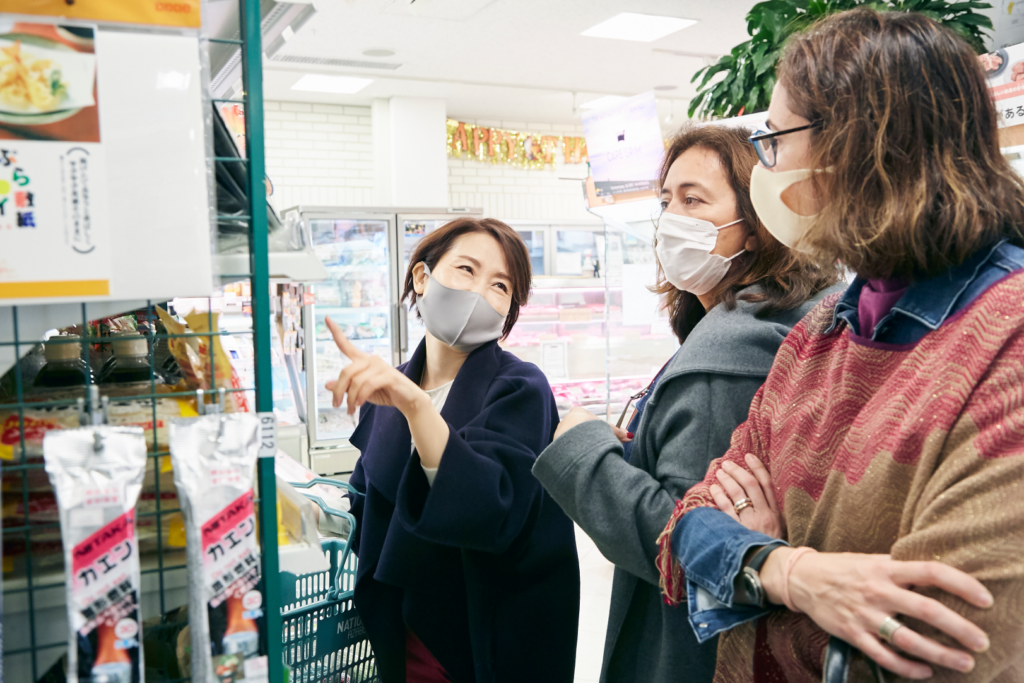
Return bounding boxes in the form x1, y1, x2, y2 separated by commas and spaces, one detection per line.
0, 0, 200, 29
582, 92, 664, 197
0, 23, 111, 301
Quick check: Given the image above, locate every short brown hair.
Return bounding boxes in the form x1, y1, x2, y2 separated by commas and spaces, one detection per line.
402, 217, 531, 339
654, 122, 838, 343
778, 8, 1024, 278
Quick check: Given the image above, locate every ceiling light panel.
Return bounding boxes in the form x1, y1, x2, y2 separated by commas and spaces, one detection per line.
581, 13, 697, 43
291, 74, 374, 94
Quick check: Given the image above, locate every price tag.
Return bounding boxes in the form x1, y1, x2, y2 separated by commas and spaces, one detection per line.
257, 413, 276, 459
243, 655, 269, 682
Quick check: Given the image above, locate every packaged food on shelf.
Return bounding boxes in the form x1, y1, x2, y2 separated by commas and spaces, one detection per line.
185, 312, 251, 414
155, 307, 207, 392
99, 332, 160, 388
170, 413, 266, 683
32, 335, 95, 393
0, 406, 82, 461
44, 426, 148, 683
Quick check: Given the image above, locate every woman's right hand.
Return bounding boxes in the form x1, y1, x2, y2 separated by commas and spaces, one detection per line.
761, 548, 993, 679
709, 453, 785, 539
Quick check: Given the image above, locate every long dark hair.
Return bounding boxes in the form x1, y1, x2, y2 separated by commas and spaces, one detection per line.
654, 123, 838, 343
778, 8, 1024, 278
402, 217, 532, 339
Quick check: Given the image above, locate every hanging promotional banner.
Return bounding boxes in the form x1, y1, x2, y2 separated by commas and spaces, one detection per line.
447, 119, 588, 169
582, 91, 664, 197
0, 23, 111, 300
0, 0, 201, 29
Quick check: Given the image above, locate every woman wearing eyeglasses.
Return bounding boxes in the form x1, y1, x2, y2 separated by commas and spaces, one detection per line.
658, 9, 1024, 682
532, 123, 841, 683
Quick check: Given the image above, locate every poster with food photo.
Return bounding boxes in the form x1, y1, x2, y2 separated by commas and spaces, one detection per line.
0, 22, 110, 302
0, 23, 100, 142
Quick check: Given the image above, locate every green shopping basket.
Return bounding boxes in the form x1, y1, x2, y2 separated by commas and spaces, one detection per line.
281, 478, 379, 683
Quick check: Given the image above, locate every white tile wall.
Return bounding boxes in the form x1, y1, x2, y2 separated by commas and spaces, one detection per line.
265, 101, 376, 212
265, 103, 594, 221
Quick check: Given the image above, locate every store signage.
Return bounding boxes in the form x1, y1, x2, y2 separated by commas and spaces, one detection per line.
447, 119, 588, 169
982, 42, 1024, 147
0, 23, 213, 306
582, 92, 664, 197
0, 0, 201, 28
0, 23, 112, 300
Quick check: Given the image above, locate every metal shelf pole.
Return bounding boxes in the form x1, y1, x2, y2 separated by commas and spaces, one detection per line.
239, 0, 283, 678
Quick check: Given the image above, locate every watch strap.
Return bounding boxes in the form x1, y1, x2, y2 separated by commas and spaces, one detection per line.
746, 541, 785, 573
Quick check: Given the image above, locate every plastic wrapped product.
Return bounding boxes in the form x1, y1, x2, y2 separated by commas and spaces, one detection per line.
43, 426, 148, 683
169, 414, 267, 683
276, 476, 329, 574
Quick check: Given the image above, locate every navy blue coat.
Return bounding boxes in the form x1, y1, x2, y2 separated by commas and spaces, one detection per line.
347, 339, 580, 683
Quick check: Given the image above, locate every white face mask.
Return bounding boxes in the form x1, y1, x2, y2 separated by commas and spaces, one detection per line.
655, 212, 745, 296
749, 165, 818, 254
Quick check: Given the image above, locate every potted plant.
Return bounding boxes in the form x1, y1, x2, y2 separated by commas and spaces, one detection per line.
688, 0, 993, 119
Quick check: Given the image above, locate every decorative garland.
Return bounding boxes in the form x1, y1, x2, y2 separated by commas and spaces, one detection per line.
447, 119, 588, 169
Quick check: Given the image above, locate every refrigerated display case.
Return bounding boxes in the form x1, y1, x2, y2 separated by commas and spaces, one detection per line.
283, 207, 480, 474
504, 219, 677, 419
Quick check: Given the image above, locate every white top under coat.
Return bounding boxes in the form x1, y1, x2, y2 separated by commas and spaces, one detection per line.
415, 379, 455, 486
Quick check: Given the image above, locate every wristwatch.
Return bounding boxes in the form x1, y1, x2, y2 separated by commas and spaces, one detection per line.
738, 543, 785, 608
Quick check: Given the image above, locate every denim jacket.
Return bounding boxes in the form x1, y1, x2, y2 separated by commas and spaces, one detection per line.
671, 238, 1024, 642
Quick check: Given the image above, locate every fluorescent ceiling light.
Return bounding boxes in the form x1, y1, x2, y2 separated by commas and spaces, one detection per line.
291, 74, 373, 94
581, 95, 627, 111
581, 13, 697, 42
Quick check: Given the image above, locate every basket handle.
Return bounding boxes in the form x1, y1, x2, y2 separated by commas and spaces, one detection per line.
289, 477, 360, 600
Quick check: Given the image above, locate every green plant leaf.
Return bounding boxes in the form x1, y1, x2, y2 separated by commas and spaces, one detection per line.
690, 0, 997, 120
955, 13, 993, 26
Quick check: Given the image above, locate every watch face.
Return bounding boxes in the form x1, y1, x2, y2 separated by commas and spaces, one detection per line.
742, 568, 763, 607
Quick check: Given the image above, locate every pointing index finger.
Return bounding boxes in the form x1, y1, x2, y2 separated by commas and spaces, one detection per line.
325, 316, 367, 360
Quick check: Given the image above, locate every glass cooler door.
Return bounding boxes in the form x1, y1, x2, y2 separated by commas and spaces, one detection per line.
305, 213, 398, 447
397, 215, 457, 363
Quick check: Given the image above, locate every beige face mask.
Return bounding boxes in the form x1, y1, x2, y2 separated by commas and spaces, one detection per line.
749, 165, 818, 254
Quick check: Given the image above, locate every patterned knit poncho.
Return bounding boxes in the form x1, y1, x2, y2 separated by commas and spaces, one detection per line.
658, 273, 1024, 682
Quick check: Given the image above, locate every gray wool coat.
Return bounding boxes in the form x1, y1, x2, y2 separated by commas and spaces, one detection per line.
532, 283, 843, 683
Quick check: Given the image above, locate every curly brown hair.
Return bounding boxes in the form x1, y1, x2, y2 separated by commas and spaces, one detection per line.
778, 8, 1024, 278
654, 122, 838, 343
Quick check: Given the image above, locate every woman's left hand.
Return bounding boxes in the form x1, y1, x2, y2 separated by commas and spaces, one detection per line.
324, 317, 426, 417
709, 453, 786, 540
553, 406, 633, 443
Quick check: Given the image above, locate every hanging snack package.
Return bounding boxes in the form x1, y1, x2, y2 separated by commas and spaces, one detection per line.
170, 413, 267, 683
43, 426, 148, 683
154, 307, 207, 393
185, 311, 251, 413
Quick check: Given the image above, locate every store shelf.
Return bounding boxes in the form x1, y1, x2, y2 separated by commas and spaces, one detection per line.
322, 263, 388, 273
217, 250, 330, 283
314, 305, 389, 314
316, 336, 387, 348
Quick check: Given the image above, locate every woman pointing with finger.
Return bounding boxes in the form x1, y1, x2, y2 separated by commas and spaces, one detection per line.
331, 218, 579, 683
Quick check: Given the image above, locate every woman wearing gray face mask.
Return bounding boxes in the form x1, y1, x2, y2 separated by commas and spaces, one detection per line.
325, 217, 580, 683
531, 123, 842, 683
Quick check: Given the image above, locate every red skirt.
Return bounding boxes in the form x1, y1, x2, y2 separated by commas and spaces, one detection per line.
405, 628, 452, 683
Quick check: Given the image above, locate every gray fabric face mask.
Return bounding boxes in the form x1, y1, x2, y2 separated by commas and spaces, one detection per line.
416, 264, 507, 353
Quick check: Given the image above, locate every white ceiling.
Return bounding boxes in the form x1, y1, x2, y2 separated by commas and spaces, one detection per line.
263, 0, 760, 125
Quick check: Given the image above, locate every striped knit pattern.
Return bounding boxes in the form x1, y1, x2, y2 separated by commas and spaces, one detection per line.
659, 272, 1024, 683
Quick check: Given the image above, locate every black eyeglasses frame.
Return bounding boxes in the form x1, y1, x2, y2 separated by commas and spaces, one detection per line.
748, 121, 822, 168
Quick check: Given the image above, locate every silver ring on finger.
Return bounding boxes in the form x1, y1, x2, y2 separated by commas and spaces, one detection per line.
878, 616, 904, 644
733, 497, 753, 514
